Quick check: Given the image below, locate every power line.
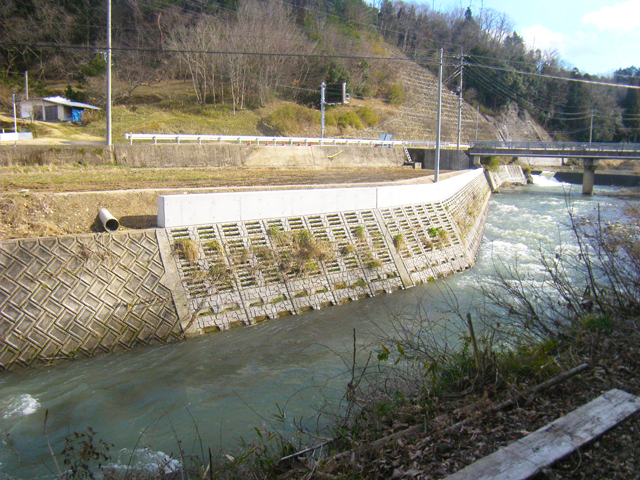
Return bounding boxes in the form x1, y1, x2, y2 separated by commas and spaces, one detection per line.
0, 41, 443, 67
466, 61, 640, 90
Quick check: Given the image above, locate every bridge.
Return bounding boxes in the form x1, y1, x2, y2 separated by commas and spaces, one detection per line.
468, 141, 640, 159
125, 133, 640, 195
468, 141, 640, 194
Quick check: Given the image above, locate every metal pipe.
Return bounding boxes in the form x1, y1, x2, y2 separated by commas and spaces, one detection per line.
98, 208, 119, 232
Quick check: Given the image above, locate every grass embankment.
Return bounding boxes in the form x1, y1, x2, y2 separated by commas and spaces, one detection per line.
0, 166, 432, 239
4, 78, 397, 144
0, 165, 428, 193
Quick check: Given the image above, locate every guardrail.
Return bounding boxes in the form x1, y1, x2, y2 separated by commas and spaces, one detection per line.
123, 134, 640, 156
124, 133, 468, 149
471, 141, 640, 154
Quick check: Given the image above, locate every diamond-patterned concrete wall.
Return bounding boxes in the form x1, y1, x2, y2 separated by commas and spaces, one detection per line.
0, 231, 184, 370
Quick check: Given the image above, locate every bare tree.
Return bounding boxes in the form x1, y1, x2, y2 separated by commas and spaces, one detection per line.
167, 17, 221, 105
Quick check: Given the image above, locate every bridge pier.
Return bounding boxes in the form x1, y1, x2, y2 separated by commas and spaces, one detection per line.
582, 158, 599, 195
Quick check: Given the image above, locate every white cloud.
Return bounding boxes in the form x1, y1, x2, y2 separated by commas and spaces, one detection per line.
521, 25, 565, 54
582, 0, 640, 31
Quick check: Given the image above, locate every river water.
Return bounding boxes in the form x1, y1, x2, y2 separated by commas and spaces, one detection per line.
0, 177, 637, 478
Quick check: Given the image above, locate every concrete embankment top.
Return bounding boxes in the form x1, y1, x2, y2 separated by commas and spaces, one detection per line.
158, 170, 483, 228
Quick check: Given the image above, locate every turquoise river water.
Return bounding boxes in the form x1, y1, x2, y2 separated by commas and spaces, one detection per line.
0, 176, 637, 478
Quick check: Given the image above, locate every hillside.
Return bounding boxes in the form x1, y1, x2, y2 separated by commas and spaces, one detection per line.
2, 55, 551, 145
344, 51, 550, 143
2, 0, 608, 146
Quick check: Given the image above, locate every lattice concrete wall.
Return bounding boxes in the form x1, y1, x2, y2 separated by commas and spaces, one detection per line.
0, 232, 184, 370
166, 172, 493, 335
486, 165, 528, 192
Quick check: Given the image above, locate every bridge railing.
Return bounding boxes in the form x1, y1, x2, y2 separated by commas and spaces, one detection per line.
471, 141, 640, 154
124, 133, 469, 150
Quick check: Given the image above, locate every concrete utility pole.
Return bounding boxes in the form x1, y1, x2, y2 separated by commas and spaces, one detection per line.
320, 81, 326, 139
106, 0, 112, 146
589, 109, 594, 145
24, 71, 28, 100
435, 48, 443, 183
475, 105, 479, 141
12, 93, 17, 133
457, 50, 464, 151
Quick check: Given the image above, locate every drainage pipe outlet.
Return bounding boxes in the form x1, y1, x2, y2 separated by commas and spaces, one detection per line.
99, 208, 120, 232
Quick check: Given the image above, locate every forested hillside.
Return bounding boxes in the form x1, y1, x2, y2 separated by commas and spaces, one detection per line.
0, 0, 638, 142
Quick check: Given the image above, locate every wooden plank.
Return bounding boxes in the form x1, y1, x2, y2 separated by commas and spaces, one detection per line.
445, 389, 640, 480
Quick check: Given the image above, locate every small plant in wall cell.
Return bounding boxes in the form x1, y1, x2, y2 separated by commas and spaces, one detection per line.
174, 238, 199, 265
393, 233, 405, 250
340, 244, 356, 256
354, 225, 367, 240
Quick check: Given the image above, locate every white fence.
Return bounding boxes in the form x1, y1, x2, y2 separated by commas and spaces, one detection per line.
125, 133, 469, 149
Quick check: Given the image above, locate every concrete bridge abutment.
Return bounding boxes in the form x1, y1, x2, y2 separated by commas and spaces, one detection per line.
581, 158, 599, 195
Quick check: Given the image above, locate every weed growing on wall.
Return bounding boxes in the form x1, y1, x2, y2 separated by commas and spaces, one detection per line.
392, 233, 405, 251
174, 238, 199, 265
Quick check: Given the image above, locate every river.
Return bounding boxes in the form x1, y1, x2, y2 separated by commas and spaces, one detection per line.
0, 176, 637, 478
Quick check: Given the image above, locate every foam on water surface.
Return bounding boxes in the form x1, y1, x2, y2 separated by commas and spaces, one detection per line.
0, 394, 40, 420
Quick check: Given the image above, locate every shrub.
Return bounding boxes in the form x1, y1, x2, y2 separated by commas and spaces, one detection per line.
482, 156, 501, 172
330, 110, 363, 130
388, 83, 404, 105
356, 106, 380, 127
265, 104, 319, 135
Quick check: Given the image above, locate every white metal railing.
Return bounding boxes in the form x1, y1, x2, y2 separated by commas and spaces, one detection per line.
124, 133, 468, 150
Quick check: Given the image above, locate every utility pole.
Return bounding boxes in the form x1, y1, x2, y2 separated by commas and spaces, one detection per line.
435, 48, 443, 183
12, 93, 18, 133
589, 109, 594, 145
24, 71, 28, 100
475, 105, 479, 141
106, 0, 112, 146
320, 81, 326, 139
456, 49, 464, 151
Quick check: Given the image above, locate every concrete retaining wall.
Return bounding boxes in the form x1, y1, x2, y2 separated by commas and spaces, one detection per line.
0, 167, 524, 370
0, 144, 405, 168
159, 169, 493, 335
415, 149, 472, 171
159, 170, 483, 228
0, 231, 187, 370
486, 165, 528, 192
0, 145, 113, 166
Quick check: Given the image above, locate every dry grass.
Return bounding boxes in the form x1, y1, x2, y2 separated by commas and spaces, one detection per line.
0, 165, 430, 194
174, 238, 200, 264
0, 167, 432, 240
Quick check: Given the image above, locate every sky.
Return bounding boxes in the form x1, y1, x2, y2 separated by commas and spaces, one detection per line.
434, 0, 640, 75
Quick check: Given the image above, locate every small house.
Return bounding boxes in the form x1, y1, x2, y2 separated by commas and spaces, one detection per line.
20, 96, 100, 123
